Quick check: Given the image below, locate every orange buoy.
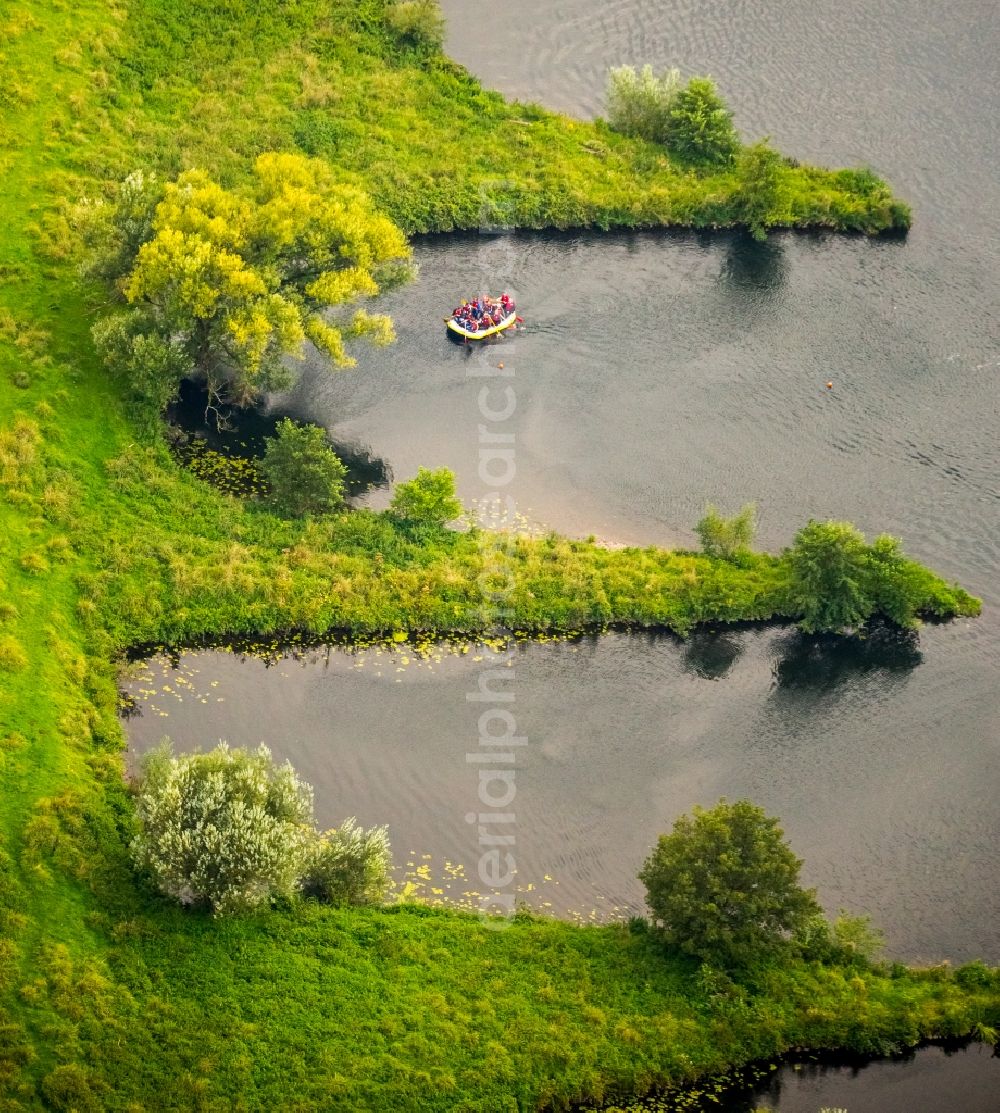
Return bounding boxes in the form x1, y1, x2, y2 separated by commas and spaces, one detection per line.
826, 381, 833, 389
498, 362, 504, 369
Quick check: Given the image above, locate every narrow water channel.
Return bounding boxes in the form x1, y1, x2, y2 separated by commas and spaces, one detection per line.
744, 1043, 1000, 1112
123, 624, 998, 963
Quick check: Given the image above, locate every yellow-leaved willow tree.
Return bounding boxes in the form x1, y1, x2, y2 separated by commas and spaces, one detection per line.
88, 153, 414, 416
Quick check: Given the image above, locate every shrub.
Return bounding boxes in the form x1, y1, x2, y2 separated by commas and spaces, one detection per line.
955, 961, 998, 990
605, 64, 681, 145
0, 635, 28, 672
40, 1064, 102, 1112
389, 466, 463, 527
131, 741, 314, 915
667, 77, 739, 165
302, 817, 393, 905
261, 418, 348, 517
695, 502, 756, 560
91, 313, 190, 417
865, 532, 922, 627
796, 911, 884, 965
786, 519, 873, 633
639, 799, 820, 968
385, 1, 446, 55
831, 912, 884, 963
736, 140, 786, 240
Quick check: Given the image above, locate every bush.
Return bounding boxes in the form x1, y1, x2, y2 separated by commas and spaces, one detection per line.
0, 635, 28, 672
667, 77, 739, 165
302, 817, 393, 906
261, 418, 348, 517
605, 64, 681, 145
40, 1064, 102, 1113
389, 466, 463, 527
736, 140, 786, 240
695, 502, 756, 560
131, 742, 314, 915
91, 313, 190, 418
955, 961, 998, 990
796, 912, 884, 966
639, 799, 821, 968
865, 532, 921, 627
385, 0, 446, 55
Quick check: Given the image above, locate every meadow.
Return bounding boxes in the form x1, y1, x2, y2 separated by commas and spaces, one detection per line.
0, 0, 993, 1108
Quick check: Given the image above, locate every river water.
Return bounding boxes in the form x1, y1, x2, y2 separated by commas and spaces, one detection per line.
266, 0, 1000, 960
124, 1, 1000, 1106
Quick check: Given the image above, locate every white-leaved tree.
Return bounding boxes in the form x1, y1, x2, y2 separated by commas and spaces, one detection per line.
131, 741, 315, 915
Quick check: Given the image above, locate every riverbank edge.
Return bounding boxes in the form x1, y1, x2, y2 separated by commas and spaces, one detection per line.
585, 1035, 998, 1112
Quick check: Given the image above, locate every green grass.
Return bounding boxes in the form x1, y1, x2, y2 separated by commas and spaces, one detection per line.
0, 0, 991, 1108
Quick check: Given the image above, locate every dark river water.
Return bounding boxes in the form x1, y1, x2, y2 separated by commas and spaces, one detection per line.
126, 0, 999, 1107
736, 1045, 999, 1113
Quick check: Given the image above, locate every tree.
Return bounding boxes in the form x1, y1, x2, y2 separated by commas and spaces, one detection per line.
302, 817, 393, 905
89, 153, 413, 414
667, 77, 739, 165
389, 466, 463, 527
605, 64, 681, 144
787, 519, 874, 633
261, 418, 348, 517
639, 799, 820, 967
131, 742, 314, 916
736, 140, 786, 240
695, 502, 757, 560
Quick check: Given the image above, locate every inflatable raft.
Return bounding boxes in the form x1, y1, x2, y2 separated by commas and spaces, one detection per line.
446, 312, 517, 341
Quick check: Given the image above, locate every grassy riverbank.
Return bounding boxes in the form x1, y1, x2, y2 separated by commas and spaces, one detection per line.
0, 0, 991, 1108
9, 0, 910, 239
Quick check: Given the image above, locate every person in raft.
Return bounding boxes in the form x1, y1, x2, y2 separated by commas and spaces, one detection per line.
452, 293, 515, 331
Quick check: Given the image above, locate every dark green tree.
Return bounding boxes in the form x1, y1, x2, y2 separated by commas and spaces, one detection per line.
736, 140, 786, 240
786, 519, 873, 633
667, 77, 739, 165
389, 466, 463, 527
865, 532, 921, 627
261, 418, 347, 517
639, 799, 821, 968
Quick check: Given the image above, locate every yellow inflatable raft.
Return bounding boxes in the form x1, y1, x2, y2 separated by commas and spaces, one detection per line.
446, 312, 517, 341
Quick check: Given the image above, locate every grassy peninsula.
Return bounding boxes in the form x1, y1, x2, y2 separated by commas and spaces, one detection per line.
0, 0, 993, 1109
